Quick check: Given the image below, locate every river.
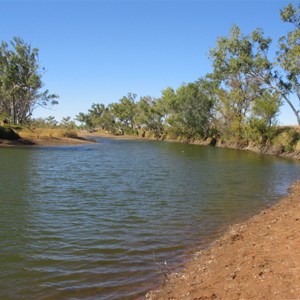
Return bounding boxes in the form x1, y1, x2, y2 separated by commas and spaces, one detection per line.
1, 137, 299, 299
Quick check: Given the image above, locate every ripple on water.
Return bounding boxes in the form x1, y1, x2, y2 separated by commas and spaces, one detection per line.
0, 139, 299, 299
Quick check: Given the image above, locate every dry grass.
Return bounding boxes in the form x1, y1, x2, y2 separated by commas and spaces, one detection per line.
16, 127, 78, 139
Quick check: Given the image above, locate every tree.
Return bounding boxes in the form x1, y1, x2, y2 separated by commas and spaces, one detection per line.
0, 37, 58, 124
45, 115, 58, 128
156, 87, 176, 132
277, 3, 300, 124
209, 25, 279, 142
110, 93, 137, 133
156, 80, 215, 139
75, 112, 93, 129
88, 103, 106, 126
246, 91, 281, 143
176, 79, 215, 138
99, 107, 115, 132
134, 96, 164, 137
164, 81, 213, 139
60, 116, 76, 129
76, 103, 114, 131
27, 115, 58, 128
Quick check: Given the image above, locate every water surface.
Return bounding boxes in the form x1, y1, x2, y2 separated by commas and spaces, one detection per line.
1, 138, 299, 299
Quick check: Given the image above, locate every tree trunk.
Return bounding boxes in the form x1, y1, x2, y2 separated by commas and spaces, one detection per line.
283, 94, 300, 125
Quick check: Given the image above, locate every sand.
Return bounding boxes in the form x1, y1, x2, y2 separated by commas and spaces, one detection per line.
147, 180, 300, 300
0, 136, 97, 147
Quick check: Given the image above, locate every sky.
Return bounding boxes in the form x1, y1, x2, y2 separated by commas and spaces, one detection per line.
1, 0, 299, 125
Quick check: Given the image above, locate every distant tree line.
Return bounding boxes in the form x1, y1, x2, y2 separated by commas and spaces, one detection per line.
75, 3, 300, 148
28, 115, 77, 130
1, 3, 299, 152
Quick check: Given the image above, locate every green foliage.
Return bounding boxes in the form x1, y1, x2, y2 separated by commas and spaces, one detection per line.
27, 116, 58, 129
209, 25, 281, 144
272, 127, 300, 152
295, 140, 300, 152
0, 113, 8, 124
110, 93, 137, 133
72, 3, 299, 153
76, 103, 113, 132
0, 37, 58, 124
277, 3, 300, 124
245, 91, 281, 143
134, 96, 164, 137
174, 81, 214, 139
86, 103, 117, 132
59, 116, 77, 130
245, 119, 276, 145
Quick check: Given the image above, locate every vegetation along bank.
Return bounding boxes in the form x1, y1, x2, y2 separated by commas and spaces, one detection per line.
0, 3, 299, 156
0, 3, 300, 299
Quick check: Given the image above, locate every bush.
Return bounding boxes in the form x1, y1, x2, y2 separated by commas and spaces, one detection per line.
0, 126, 20, 140
61, 130, 78, 138
245, 118, 277, 145
272, 127, 300, 152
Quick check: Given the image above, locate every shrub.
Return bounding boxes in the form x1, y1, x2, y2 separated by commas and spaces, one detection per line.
61, 130, 78, 138
295, 140, 300, 153
272, 127, 300, 152
0, 126, 20, 140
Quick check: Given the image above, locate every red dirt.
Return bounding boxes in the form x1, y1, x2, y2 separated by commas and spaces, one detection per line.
147, 181, 300, 300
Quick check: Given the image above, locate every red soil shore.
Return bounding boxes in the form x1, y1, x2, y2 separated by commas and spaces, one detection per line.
146, 181, 300, 300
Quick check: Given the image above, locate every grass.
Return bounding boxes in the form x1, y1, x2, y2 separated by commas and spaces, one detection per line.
14, 127, 78, 139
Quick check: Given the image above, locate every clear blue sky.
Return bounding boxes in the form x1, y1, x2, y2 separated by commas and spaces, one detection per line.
1, 0, 298, 124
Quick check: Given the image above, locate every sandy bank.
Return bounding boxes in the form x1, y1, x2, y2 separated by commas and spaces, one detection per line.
0, 136, 97, 147
147, 180, 300, 300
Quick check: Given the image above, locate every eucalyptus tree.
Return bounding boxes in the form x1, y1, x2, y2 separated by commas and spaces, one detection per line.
76, 103, 114, 131
110, 93, 137, 133
156, 80, 215, 139
0, 37, 58, 124
97, 106, 115, 132
75, 112, 93, 130
45, 115, 58, 128
87, 103, 107, 128
59, 116, 76, 130
134, 96, 164, 137
246, 91, 281, 143
209, 25, 279, 142
277, 2, 300, 124
155, 87, 176, 135
171, 81, 215, 139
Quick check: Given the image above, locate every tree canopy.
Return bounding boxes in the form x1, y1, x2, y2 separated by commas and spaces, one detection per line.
277, 3, 300, 124
0, 37, 58, 124
209, 25, 280, 141
6, 2, 299, 151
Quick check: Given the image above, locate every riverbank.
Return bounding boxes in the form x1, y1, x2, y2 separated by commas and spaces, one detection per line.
0, 136, 96, 147
146, 180, 300, 300
79, 130, 300, 160
1, 127, 299, 161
